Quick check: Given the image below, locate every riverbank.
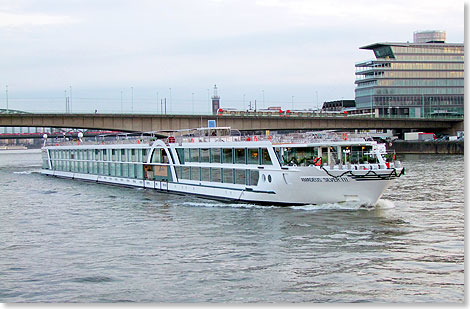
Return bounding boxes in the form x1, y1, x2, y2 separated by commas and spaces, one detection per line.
389, 140, 464, 154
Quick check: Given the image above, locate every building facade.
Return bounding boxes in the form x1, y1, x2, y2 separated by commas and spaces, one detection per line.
355, 31, 464, 118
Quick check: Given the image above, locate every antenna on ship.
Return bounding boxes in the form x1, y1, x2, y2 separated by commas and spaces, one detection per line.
211, 84, 220, 115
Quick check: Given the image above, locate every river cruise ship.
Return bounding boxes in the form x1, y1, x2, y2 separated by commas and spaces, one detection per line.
40, 127, 404, 206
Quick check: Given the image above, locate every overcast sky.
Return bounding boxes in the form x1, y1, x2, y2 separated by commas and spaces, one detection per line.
0, 0, 464, 113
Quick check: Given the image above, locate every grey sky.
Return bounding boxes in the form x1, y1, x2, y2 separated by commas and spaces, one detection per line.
0, 0, 464, 113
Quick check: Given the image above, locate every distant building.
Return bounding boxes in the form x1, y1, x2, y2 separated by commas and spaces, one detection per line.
413, 30, 446, 43
322, 99, 355, 111
211, 84, 220, 115
355, 30, 464, 118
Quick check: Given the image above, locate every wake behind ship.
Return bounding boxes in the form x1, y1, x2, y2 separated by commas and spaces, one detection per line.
41, 127, 404, 206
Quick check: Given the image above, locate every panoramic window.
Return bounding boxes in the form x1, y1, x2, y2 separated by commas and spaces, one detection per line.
222, 148, 233, 164
191, 167, 200, 181
182, 166, 190, 179
190, 148, 199, 163
223, 168, 233, 183
247, 148, 259, 165
184, 148, 190, 163
234, 148, 245, 164
235, 169, 246, 185
211, 168, 221, 182
176, 148, 184, 164
201, 167, 210, 181
161, 149, 168, 163
200, 148, 210, 163
151, 149, 161, 163
282, 147, 318, 166
249, 170, 259, 186
211, 148, 221, 163
261, 148, 272, 165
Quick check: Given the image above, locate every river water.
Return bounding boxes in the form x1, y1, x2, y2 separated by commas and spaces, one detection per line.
0, 150, 464, 303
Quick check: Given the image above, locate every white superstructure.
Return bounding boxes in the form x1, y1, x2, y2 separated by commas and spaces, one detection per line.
40, 127, 404, 206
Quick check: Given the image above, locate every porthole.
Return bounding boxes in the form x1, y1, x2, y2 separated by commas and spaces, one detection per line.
268, 175, 272, 183
262, 174, 266, 182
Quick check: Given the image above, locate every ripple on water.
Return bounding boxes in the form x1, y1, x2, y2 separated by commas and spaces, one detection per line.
71, 276, 116, 283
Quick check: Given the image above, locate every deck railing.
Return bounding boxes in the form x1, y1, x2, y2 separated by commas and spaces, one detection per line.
45, 131, 380, 147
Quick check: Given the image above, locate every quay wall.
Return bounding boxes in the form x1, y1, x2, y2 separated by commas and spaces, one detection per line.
389, 140, 464, 154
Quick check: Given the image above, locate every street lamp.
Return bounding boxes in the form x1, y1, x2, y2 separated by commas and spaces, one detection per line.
5, 85, 8, 112
169, 88, 172, 114
388, 97, 391, 118
131, 86, 134, 113
192, 92, 195, 115
69, 86, 72, 113
120, 91, 123, 113
262, 90, 265, 109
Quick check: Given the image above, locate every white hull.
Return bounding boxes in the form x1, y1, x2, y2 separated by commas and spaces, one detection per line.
41, 167, 395, 206
40, 128, 404, 206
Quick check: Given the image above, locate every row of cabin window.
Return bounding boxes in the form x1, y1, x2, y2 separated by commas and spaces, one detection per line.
49, 148, 149, 162
50, 159, 145, 178
175, 166, 259, 186
176, 148, 272, 165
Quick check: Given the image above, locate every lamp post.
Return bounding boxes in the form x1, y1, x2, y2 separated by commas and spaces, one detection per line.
64, 90, 67, 113
120, 91, 123, 113
192, 92, 195, 115
131, 86, 134, 113
169, 88, 172, 114
262, 90, 265, 109
5, 85, 8, 112
388, 97, 391, 118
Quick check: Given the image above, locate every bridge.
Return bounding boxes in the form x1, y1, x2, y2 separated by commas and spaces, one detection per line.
0, 113, 464, 135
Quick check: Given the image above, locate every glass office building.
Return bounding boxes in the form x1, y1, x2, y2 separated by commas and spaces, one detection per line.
355, 31, 464, 118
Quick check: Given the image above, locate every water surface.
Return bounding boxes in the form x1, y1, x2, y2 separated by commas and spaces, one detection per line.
0, 150, 464, 302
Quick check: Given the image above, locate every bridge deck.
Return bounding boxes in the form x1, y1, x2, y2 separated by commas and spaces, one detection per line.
0, 113, 463, 135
